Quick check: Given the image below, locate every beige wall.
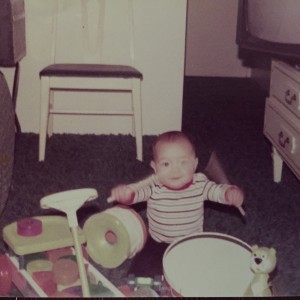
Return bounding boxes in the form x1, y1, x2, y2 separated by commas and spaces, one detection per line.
185, 0, 250, 77
2, 0, 254, 136
1, 0, 187, 135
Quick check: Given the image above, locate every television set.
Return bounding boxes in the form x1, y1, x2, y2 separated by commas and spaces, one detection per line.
236, 0, 300, 67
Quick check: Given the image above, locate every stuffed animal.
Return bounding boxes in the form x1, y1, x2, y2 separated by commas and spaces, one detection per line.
244, 245, 277, 297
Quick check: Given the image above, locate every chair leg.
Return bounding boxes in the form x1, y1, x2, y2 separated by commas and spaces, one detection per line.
39, 77, 50, 161
132, 78, 143, 161
48, 90, 54, 137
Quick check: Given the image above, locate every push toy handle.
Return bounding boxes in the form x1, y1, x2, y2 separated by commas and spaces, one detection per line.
41, 188, 98, 226
41, 188, 98, 209
40, 188, 98, 297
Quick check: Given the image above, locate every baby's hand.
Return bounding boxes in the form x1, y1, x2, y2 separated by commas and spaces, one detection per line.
225, 186, 244, 208
109, 185, 135, 204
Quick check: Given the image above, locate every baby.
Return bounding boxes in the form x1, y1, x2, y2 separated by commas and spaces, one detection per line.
109, 131, 244, 276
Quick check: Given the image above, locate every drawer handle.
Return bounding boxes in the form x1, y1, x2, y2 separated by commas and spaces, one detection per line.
285, 89, 297, 105
278, 131, 290, 148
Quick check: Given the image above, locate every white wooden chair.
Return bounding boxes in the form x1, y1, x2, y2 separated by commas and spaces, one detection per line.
39, 0, 143, 161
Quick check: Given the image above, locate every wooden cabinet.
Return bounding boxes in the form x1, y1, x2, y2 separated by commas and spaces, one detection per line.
264, 60, 300, 182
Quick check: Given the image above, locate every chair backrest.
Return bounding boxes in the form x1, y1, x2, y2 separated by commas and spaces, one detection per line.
50, 0, 136, 66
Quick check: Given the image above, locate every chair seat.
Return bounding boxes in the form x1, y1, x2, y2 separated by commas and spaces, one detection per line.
40, 63, 143, 79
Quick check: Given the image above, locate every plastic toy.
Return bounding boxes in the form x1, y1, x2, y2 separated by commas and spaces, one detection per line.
40, 188, 98, 297
126, 274, 171, 297
244, 245, 277, 297
1, 188, 124, 297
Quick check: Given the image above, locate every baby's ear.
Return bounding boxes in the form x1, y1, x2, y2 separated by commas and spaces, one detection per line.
194, 157, 199, 170
150, 160, 156, 172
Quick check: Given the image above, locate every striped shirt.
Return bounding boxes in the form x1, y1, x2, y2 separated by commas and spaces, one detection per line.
129, 173, 231, 244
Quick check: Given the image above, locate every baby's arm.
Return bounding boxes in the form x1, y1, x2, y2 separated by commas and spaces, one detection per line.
200, 172, 245, 214
108, 174, 156, 205
224, 185, 244, 207
224, 185, 245, 215
110, 185, 135, 204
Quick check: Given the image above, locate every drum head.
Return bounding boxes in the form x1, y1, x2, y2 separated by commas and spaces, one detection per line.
83, 212, 130, 269
163, 232, 253, 297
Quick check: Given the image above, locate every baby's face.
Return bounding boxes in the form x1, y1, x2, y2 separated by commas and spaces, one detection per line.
151, 140, 198, 189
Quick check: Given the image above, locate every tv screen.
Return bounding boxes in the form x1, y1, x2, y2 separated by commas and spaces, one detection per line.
236, 0, 300, 67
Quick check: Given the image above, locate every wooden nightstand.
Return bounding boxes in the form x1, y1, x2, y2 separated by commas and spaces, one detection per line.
264, 60, 300, 183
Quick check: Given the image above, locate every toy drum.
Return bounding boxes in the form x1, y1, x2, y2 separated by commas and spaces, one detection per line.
83, 206, 147, 269
163, 232, 254, 297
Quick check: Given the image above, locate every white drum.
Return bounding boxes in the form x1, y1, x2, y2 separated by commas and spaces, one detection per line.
163, 232, 254, 297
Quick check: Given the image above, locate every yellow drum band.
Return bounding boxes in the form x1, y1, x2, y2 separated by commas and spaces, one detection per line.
83, 206, 147, 269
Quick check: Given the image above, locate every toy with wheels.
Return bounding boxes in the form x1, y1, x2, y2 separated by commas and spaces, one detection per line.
126, 274, 171, 297
1, 188, 148, 297
2, 188, 126, 297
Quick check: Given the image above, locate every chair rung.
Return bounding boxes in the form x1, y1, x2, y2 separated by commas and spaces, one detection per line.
49, 109, 134, 116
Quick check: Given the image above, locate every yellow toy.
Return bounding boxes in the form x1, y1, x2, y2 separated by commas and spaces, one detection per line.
1, 189, 125, 297
244, 245, 277, 297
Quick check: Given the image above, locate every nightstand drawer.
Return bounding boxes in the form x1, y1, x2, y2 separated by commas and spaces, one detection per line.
264, 97, 300, 169
271, 64, 300, 118
270, 66, 300, 117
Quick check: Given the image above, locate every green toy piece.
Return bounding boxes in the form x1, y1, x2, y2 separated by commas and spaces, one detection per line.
244, 245, 277, 297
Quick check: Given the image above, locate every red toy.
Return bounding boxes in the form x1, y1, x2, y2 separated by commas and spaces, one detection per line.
0, 254, 12, 295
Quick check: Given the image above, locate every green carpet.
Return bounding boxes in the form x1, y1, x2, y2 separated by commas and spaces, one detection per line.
1, 77, 299, 296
